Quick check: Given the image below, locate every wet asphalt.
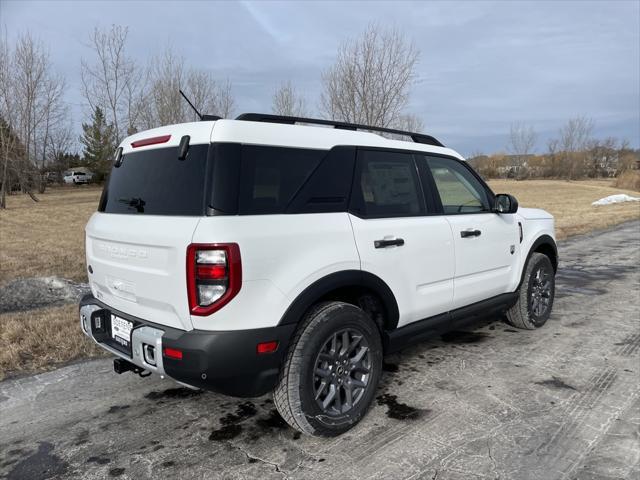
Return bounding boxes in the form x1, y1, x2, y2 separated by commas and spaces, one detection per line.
1, 221, 639, 480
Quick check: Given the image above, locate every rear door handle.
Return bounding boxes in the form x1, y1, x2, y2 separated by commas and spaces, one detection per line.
374, 238, 405, 249
460, 229, 481, 238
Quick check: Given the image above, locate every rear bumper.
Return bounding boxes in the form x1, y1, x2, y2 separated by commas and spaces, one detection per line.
79, 294, 296, 397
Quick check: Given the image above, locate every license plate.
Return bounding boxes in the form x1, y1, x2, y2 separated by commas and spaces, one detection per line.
111, 315, 133, 349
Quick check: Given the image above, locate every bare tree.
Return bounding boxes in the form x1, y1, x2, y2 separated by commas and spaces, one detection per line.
507, 122, 537, 179
81, 25, 142, 143
508, 123, 537, 158
556, 115, 595, 179
216, 79, 235, 119
139, 47, 235, 129
272, 81, 307, 117
393, 113, 424, 133
0, 32, 16, 207
0, 32, 68, 202
320, 24, 419, 128
558, 116, 594, 153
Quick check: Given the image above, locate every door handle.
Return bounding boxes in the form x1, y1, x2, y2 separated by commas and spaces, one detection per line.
374, 238, 405, 249
460, 229, 481, 238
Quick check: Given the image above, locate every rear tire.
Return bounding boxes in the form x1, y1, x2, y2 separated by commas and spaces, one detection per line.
274, 301, 383, 437
506, 252, 555, 329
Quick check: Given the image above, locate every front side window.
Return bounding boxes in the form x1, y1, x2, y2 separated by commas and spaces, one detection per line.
351, 150, 424, 217
425, 156, 491, 214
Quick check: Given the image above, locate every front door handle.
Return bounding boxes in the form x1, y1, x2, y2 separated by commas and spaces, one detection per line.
374, 238, 405, 249
460, 229, 481, 238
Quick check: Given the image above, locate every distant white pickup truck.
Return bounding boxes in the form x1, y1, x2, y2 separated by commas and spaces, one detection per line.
63, 171, 93, 184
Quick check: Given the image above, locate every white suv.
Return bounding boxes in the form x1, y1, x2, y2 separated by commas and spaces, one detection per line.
64, 171, 91, 184
80, 113, 557, 436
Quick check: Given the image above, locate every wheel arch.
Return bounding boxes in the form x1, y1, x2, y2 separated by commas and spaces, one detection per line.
518, 234, 558, 289
277, 270, 400, 331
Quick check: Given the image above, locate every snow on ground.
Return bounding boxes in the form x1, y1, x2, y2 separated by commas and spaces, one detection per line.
0, 277, 90, 314
592, 194, 640, 206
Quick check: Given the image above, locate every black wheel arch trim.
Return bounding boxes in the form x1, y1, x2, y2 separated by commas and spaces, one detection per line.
277, 270, 400, 330
518, 234, 558, 290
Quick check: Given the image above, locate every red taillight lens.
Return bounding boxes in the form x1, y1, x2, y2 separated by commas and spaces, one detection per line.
196, 264, 226, 280
186, 243, 241, 316
257, 341, 279, 354
131, 135, 171, 148
163, 347, 183, 360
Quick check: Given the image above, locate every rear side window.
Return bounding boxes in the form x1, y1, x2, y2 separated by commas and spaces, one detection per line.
210, 144, 355, 215
237, 146, 325, 214
350, 150, 424, 218
99, 144, 209, 216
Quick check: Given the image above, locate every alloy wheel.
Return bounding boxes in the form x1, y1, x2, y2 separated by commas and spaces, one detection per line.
313, 329, 371, 415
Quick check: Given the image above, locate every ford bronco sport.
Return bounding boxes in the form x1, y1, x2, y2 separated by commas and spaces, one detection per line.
80, 113, 557, 436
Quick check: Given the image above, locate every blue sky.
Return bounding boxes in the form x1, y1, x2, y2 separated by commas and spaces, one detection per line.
2, 0, 639, 156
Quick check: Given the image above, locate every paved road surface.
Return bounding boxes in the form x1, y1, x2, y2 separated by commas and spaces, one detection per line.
1, 221, 639, 480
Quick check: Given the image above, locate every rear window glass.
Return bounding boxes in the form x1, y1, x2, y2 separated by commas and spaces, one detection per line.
237, 145, 325, 214
352, 150, 424, 217
99, 144, 209, 216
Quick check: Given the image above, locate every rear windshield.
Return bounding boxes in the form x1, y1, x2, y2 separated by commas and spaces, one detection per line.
99, 144, 209, 216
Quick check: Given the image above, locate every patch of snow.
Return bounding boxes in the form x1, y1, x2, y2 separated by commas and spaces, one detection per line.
0, 277, 90, 314
592, 194, 640, 206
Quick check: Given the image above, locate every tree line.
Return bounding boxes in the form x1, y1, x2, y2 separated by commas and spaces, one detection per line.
1, 23, 637, 208
470, 115, 638, 181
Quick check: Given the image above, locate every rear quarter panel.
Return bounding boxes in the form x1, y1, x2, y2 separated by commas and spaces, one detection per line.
190, 212, 360, 331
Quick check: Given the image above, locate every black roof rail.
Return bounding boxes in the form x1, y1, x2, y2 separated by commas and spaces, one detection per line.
234, 113, 445, 148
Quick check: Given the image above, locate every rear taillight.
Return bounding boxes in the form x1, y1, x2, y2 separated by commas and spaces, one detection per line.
186, 243, 241, 316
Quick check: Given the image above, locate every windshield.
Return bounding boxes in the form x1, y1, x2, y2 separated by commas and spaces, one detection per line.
98, 144, 209, 216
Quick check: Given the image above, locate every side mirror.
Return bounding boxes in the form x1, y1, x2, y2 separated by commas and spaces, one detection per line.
494, 193, 518, 214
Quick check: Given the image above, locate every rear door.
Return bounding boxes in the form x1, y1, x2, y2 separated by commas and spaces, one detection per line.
421, 156, 519, 310
85, 142, 211, 331
349, 149, 455, 328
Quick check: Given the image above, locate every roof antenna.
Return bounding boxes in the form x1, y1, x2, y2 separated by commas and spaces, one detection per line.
179, 89, 203, 121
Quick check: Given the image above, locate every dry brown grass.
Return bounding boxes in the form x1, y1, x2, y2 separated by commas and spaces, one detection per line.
0, 180, 638, 379
488, 179, 640, 239
0, 304, 108, 380
0, 185, 102, 285
614, 170, 640, 191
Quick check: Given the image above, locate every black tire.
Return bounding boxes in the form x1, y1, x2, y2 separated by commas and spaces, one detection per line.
274, 301, 383, 437
506, 252, 555, 329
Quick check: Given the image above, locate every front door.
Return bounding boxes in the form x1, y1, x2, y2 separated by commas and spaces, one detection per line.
422, 156, 520, 310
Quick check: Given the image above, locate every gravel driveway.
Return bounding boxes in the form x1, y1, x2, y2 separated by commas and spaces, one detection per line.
1, 221, 639, 480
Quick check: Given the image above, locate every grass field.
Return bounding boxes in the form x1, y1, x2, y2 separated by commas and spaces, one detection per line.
490, 179, 640, 239
0, 179, 639, 379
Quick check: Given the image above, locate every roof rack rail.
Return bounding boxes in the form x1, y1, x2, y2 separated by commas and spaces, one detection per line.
235, 113, 445, 147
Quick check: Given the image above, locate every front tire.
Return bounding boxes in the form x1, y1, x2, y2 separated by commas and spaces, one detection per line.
274, 301, 383, 437
506, 252, 555, 329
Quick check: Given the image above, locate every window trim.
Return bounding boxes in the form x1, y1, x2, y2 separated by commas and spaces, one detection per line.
348, 147, 433, 219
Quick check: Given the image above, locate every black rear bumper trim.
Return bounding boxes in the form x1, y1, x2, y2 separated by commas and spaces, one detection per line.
80, 294, 295, 397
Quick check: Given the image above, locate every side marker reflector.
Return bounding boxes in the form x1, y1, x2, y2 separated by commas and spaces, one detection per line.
257, 341, 278, 354
163, 347, 183, 360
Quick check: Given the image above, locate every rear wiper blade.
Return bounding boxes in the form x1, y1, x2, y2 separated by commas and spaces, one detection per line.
118, 197, 146, 213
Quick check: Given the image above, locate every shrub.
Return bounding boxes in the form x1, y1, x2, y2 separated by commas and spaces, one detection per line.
614, 170, 640, 191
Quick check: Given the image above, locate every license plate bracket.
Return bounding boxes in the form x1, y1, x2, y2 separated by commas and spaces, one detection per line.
110, 314, 133, 351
